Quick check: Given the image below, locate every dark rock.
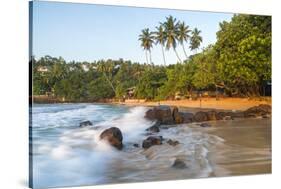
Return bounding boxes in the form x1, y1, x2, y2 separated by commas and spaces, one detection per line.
216, 112, 226, 120
145, 106, 174, 125
231, 111, 245, 119
216, 111, 243, 120
142, 136, 163, 149
79, 120, 93, 127
244, 104, 271, 117
194, 111, 209, 122
172, 107, 194, 124
206, 111, 217, 121
133, 143, 139, 147
262, 114, 271, 119
100, 127, 123, 150
167, 139, 179, 146
200, 123, 211, 127
174, 112, 194, 124
172, 158, 187, 169
146, 121, 161, 132
145, 109, 156, 120
172, 107, 179, 118
146, 125, 160, 133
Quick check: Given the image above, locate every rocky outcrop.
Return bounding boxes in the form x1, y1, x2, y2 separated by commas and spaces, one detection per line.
142, 136, 163, 149
100, 127, 123, 150
79, 120, 93, 127
173, 107, 194, 124
144, 104, 271, 127
244, 104, 271, 117
145, 106, 174, 125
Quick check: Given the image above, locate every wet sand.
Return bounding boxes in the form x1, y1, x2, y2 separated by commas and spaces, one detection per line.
194, 118, 272, 177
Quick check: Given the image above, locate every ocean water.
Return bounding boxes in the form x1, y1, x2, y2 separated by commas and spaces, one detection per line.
30, 103, 227, 188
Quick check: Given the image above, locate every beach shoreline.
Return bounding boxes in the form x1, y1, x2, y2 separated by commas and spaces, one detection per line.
32, 96, 271, 111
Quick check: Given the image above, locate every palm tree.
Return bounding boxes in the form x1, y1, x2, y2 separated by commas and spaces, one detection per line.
190, 28, 203, 54
138, 28, 154, 64
154, 25, 167, 66
178, 21, 191, 60
161, 15, 182, 63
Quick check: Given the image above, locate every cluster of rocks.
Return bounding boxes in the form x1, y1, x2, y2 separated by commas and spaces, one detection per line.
145, 104, 271, 125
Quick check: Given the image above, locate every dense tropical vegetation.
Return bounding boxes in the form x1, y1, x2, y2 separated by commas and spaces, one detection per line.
32, 14, 271, 102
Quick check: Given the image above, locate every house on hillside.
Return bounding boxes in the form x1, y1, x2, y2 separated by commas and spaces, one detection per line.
37, 66, 49, 73
81, 64, 89, 72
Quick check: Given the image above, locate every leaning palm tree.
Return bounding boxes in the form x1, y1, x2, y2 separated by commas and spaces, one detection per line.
190, 28, 203, 54
138, 28, 154, 65
178, 21, 191, 60
154, 25, 167, 66
161, 15, 182, 63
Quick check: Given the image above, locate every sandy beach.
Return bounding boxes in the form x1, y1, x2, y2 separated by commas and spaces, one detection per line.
191, 118, 272, 177
116, 97, 272, 111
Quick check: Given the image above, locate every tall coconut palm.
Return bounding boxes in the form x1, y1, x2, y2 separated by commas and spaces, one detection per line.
161, 15, 182, 63
190, 28, 203, 54
154, 25, 167, 66
138, 28, 154, 65
178, 21, 191, 60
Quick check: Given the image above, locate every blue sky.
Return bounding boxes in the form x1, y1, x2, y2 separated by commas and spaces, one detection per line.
32, 1, 233, 65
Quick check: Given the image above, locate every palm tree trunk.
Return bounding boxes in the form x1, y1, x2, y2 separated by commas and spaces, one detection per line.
182, 44, 188, 60
173, 48, 182, 63
145, 50, 149, 65
103, 73, 116, 94
161, 44, 167, 66
149, 49, 152, 65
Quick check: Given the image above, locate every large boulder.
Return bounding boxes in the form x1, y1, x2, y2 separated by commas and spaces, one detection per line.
206, 111, 218, 121
173, 107, 194, 124
193, 111, 209, 122
244, 104, 271, 117
100, 127, 123, 150
79, 120, 93, 127
142, 136, 163, 149
145, 106, 174, 125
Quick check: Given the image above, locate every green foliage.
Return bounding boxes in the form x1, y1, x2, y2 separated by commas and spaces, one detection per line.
215, 14, 271, 96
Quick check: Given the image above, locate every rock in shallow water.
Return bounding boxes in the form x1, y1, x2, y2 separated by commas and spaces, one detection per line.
200, 123, 211, 127
100, 127, 123, 150
79, 120, 93, 127
146, 123, 160, 133
167, 139, 179, 146
244, 104, 271, 117
142, 136, 163, 149
172, 158, 187, 169
145, 106, 174, 125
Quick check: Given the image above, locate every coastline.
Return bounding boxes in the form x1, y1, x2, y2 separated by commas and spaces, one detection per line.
32, 96, 271, 111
